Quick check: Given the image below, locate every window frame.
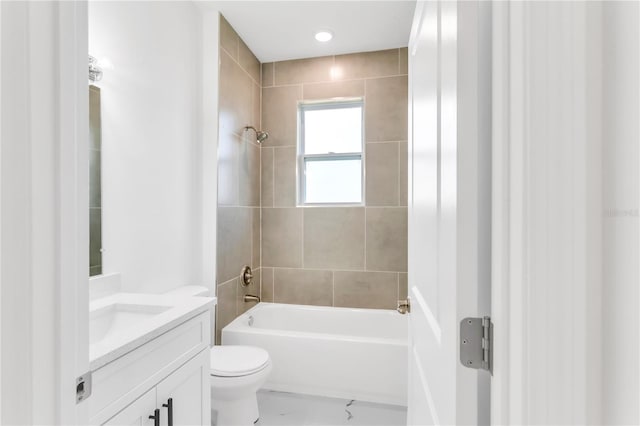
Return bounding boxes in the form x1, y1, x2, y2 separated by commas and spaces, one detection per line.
297, 98, 365, 206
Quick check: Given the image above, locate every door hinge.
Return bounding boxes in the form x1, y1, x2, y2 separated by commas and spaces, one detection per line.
460, 316, 493, 375
76, 372, 92, 403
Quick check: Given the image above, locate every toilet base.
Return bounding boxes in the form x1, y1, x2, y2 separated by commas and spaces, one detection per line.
210, 362, 271, 426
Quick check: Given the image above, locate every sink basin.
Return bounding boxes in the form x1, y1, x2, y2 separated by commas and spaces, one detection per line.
90, 303, 171, 345
88, 292, 216, 370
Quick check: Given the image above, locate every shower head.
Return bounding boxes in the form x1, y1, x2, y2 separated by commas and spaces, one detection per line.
244, 126, 269, 144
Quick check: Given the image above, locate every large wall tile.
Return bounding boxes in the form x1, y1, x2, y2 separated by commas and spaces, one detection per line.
398, 272, 408, 300
217, 132, 240, 206
303, 80, 365, 100
262, 85, 302, 147
274, 146, 297, 206
334, 271, 397, 309
261, 267, 274, 302
219, 49, 252, 136
262, 208, 303, 267
251, 81, 261, 129
274, 56, 333, 85
239, 38, 261, 83
217, 16, 263, 341
252, 207, 260, 267
399, 141, 408, 206
365, 76, 408, 142
273, 268, 333, 306
366, 207, 408, 272
261, 148, 274, 207
217, 207, 252, 283
335, 49, 399, 80
259, 48, 410, 311
262, 62, 274, 87
239, 139, 260, 206
366, 142, 399, 206
215, 278, 237, 344
399, 47, 408, 74
303, 207, 365, 270
219, 16, 238, 60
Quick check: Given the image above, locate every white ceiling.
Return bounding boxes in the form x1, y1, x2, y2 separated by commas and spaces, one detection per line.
203, 1, 416, 63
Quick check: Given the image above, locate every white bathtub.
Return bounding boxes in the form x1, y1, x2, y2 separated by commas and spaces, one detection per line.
221, 302, 408, 406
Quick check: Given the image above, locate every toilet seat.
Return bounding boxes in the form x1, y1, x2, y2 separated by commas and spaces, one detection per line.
210, 345, 270, 377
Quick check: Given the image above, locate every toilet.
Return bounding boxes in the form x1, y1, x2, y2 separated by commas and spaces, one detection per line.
161, 286, 271, 425
210, 345, 272, 425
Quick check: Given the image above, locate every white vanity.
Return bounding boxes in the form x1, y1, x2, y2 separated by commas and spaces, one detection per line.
88, 291, 215, 425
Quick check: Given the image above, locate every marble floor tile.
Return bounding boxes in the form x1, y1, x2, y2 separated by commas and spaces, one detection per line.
256, 390, 407, 426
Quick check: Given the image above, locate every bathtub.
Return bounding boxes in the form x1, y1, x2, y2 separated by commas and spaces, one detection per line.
221, 302, 408, 406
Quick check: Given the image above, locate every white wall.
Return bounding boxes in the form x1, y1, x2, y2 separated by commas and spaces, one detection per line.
89, 1, 202, 293
602, 2, 639, 423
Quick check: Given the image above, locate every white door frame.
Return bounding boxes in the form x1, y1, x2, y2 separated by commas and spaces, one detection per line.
1, 1, 89, 423
490, 2, 604, 424
59, 1, 91, 423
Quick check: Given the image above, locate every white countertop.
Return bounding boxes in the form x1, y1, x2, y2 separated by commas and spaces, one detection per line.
90, 293, 216, 371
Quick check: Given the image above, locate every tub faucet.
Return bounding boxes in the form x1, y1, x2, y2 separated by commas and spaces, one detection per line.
243, 294, 260, 303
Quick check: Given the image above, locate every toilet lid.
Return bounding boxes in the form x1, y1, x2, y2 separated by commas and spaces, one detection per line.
210, 346, 270, 377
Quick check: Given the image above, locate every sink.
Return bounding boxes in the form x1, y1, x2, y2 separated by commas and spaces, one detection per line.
90, 303, 171, 345
88, 292, 216, 370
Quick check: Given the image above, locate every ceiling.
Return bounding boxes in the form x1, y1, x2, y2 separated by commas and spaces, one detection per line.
202, 1, 416, 63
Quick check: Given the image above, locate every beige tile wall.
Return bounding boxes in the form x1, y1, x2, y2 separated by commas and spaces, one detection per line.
216, 16, 262, 344
260, 48, 409, 310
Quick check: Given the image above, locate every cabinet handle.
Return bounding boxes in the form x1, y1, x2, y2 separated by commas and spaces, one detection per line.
162, 398, 173, 426
149, 408, 160, 426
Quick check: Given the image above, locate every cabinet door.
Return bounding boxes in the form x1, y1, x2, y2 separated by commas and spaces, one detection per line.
103, 388, 157, 426
156, 350, 210, 426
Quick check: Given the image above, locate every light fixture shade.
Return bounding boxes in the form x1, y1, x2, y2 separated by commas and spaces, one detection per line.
314, 30, 333, 42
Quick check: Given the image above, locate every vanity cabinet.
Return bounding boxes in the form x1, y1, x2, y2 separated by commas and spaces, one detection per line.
90, 310, 212, 426
102, 388, 156, 426
103, 351, 209, 426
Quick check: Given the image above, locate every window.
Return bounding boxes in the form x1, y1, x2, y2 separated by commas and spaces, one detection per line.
298, 100, 364, 204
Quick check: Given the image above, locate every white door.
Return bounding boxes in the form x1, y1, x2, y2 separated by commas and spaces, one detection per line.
407, 1, 492, 425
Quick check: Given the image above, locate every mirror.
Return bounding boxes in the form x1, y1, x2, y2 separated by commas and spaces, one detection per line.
89, 85, 102, 276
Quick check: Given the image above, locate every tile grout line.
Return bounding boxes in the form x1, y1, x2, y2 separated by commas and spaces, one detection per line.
397, 142, 401, 206
266, 73, 408, 88
332, 270, 335, 307
271, 62, 275, 87
220, 45, 260, 87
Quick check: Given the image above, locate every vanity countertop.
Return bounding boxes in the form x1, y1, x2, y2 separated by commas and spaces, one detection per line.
89, 293, 216, 370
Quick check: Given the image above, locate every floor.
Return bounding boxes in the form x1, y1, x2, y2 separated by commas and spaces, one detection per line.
256, 390, 407, 426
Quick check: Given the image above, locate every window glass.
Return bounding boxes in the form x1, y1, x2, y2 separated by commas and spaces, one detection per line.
304, 159, 362, 203
303, 106, 362, 154
299, 100, 364, 205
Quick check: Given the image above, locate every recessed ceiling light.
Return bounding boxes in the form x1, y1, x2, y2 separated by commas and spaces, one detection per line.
315, 30, 333, 42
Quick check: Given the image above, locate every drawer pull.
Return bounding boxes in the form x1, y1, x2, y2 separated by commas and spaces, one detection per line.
149, 408, 160, 426
162, 398, 174, 426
